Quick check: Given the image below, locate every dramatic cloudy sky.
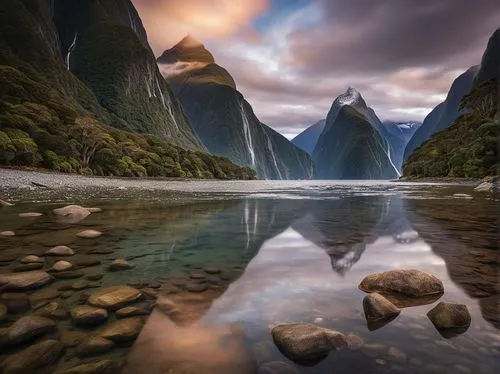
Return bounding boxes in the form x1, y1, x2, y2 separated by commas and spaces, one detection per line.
132, 0, 500, 139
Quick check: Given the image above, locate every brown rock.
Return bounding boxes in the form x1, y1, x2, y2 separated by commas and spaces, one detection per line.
54, 359, 116, 374
0, 231, 15, 237
20, 255, 44, 264
0, 271, 51, 291
363, 292, 401, 324
71, 305, 108, 325
203, 267, 221, 275
76, 336, 115, 357
88, 285, 142, 310
37, 301, 68, 320
115, 305, 151, 318
53, 205, 90, 223
52, 260, 73, 272
1, 293, 30, 314
98, 317, 144, 343
427, 302, 471, 329
0, 304, 7, 321
108, 258, 133, 271
76, 230, 102, 239
0, 315, 56, 345
46, 245, 74, 256
1, 339, 63, 374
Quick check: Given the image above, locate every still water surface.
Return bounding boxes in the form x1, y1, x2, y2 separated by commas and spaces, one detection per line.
0, 181, 498, 373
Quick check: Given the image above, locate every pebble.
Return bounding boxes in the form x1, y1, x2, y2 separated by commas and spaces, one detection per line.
19, 212, 43, 217
346, 333, 364, 350
108, 258, 133, 271
76, 336, 115, 357
46, 245, 74, 256
70, 305, 108, 325
52, 260, 73, 272
20, 255, 44, 264
0, 230, 15, 237
76, 230, 103, 238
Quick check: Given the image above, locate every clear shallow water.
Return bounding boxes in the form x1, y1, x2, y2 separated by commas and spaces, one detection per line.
0, 181, 498, 373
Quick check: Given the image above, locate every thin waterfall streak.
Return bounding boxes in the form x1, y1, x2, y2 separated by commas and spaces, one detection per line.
239, 100, 256, 168
66, 33, 77, 70
266, 134, 283, 180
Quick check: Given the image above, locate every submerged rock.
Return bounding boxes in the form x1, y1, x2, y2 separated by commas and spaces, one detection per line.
85, 207, 102, 213
346, 333, 364, 350
53, 205, 90, 223
1, 339, 63, 374
0, 315, 56, 345
115, 305, 151, 318
52, 260, 73, 272
1, 293, 30, 314
271, 323, 347, 363
108, 258, 133, 271
36, 301, 68, 320
0, 304, 7, 321
20, 255, 44, 264
76, 230, 103, 239
88, 285, 142, 310
427, 302, 471, 331
71, 305, 108, 325
98, 317, 144, 343
0, 271, 51, 291
12, 263, 44, 272
76, 336, 115, 357
359, 269, 444, 305
363, 292, 400, 330
46, 245, 75, 256
55, 360, 117, 374
259, 361, 300, 374
0, 199, 14, 207
388, 346, 407, 363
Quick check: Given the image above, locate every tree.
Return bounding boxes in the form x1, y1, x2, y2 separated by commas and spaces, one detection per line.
70, 116, 113, 167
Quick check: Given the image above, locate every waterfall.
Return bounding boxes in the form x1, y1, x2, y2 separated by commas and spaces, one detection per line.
266, 134, 283, 180
127, 9, 138, 34
66, 33, 77, 70
383, 139, 401, 177
239, 100, 256, 168
155, 78, 179, 130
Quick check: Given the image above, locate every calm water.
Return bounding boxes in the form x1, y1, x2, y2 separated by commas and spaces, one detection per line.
0, 181, 498, 373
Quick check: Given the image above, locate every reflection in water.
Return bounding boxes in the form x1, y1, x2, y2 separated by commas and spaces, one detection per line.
0, 189, 498, 374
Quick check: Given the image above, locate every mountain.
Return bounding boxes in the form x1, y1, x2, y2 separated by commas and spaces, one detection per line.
404, 66, 478, 159
312, 88, 401, 179
291, 119, 326, 156
158, 37, 314, 180
0, 0, 253, 179
403, 29, 499, 178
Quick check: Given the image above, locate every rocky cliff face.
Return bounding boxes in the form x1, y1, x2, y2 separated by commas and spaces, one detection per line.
158, 37, 314, 180
291, 119, 326, 156
312, 88, 402, 179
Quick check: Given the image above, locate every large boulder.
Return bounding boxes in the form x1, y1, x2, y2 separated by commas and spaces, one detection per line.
0, 271, 51, 291
1, 339, 63, 374
358, 269, 444, 305
98, 317, 144, 343
363, 292, 400, 329
70, 305, 108, 325
0, 316, 56, 345
52, 205, 90, 223
271, 323, 347, 363
427, 302, 471, 330
88, 285, 142, 310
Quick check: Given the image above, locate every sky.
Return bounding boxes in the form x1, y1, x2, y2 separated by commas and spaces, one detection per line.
132, 0, 500, 139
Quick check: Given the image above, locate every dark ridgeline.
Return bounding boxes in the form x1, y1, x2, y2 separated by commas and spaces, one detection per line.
158, 37, 315, 180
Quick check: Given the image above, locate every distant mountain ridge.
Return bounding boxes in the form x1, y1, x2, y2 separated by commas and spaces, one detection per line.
158, 37, 314, 180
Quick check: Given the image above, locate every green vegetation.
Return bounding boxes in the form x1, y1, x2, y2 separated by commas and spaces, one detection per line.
403, 79, 499, 179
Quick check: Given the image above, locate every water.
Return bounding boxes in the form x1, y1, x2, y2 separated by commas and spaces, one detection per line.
240, 100, 256, 168
0, 181, 498, 373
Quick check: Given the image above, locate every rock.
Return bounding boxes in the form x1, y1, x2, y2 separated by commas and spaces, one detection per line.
20, 255, 44, 264
98, 317, 144, 343
474, 181, 494, 193
19, 212, 43, 218
1, 339, 63, 374
0, 271, 51, 291
189, 272, 206, 279
76, 230, 102, 239
361, 343, 387, 357
52, 260, 73, 272
85, 272, 103, 281
358, 269, 444, 301
53, 205, 90, 223
85, 207, 102, 213
46, 245, 75, 256
37, 301, 68, 320
71, 305, 108, 325
55, 360, 116, 374
12, 263, 44, 272
30, 288, 60, 307
0, 231, 15, 237
60, 291, 73, 299
259, 361, 299, 374
427, 302, 471, 330
388, 346, 407, 363
115, 305, 151, 318
76, 336, 115, 357
74, 258, 101, 267
1, 293, 30, 314
375, 359, 386, 365
0, 304, 7, 321
0, 315, 56, 345
0, 199, 14, 207
346, 333, 364, 350
72, 280, 100, 290
203, 267, 221, 274
363, 292, 401, 328
88, 285, 142, 310
108, 258, 133, 271
53, 271, 84, 279
60, 330, 87, 347
186, 283, 208, 293
271, 323, 347, 363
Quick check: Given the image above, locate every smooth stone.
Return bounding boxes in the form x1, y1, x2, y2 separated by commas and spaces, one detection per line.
108, 258, 133, 271
85, 272, 103, 281
0, 231, 15, 237
1, 339, 63, 374
85, 207, 102, 213
189, 272, 206, 280
427, 302, 471, 329
76, 230, 102, 239
20, 255, 44, 264
474, 181, 494, 193
115, 305, 151, 318
0, 199, 14, 207
19, 212, 43, 218
53, 205, 90, 223
12, 263, 44, 272
37, 301, 68, 320
259, 361, 299, 374
60, 330, 87, 347
30, 289, 60, 306
361, 343, 387, 358
98, 317, 144, 343
52, 260, 73, 272
388, 346, 407, 363
72, 280, 100, 290
0, 315, 56, 345
0, 304, 7, 321
203, 267, 221, 274
141, 287, 158, 299
55, 360, 116, 374
186, 283, 208, 293
74, 258, 101, 267
1, 293, 30, 313
76, 336, 115, 357
363, 292, 401, 323
53, 271, 84, 280
0, 271, 51, 290
88, 285, 142, 310
346, 333, 364, 349
60, 291, 74, 299
46, 245, 75, 256
359, 269, 444, 298
271, 323, 347, 363
71, 305, 108, 325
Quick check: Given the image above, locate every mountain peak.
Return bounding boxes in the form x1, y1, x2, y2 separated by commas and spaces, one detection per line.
334, 86, 364, 108
158, 36, 215, 65
179, 34, 204, 48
